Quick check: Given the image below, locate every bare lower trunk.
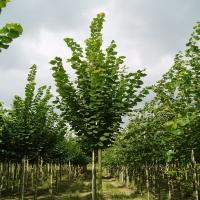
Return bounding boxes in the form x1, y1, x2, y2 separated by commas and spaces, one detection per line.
68, 160, 71, 181
191, 149, 198, 200
92, 150, 96, 200
166, 164, 172, 200
59, 162, 62, 189
98, 149, 102, 198
20, 156, 26, 200
145, 164, 150, 200
0, 162, 6, 198
34, 157, 39, 200
126, 167, 129, 188
49, 162, 53, 199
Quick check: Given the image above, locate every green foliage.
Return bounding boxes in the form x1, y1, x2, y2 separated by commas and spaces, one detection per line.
0, 0, 23, 52
0, 66, 45, 159
103, 21, 200, 167
51, 136, 89, 164
0, 102, 6, 145
0, 65, 89, 165
0, 0, 10, 9
51, 13, 148, 149
0, 23, 23, 52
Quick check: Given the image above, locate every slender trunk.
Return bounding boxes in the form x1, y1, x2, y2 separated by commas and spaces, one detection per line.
59, 162, 62, 189
31, 167, 34, 189
92, 150, 96, 200
178, 174, 184, 200
56, 163, 59, 192
34, 157, 39, 200
11, 163, 15, 194
166, 163, 171, 200
126, 167, 129, 188
98, 148, 102, 198
25, 159, 29, 190
47, 163, 50, 175
191, 149, 198, 200
40, 157, 44, 183
68, 160, 71, 180
145, 164, 150, 200
49, 162, 53, 199
121, 167, 124, 184
6, 162, 9, 191
157, 164, 161, 200
20, 156, 26, 200
0, 162, 6, 199
18, 169, 21, 193
152, 165, 156, 199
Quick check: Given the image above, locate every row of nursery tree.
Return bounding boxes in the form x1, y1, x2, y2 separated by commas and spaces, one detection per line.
0, 2, 88, 198
0, 2, 88, 164
1, 0, 200, 199
1, 2, 148, 199
0, 2, 149, 198
0, 65, 89, 199
103, 22, 200, 199
0, 64, 89, 165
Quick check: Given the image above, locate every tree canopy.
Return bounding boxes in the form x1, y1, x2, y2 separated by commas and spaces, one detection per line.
50, 13, 148, 150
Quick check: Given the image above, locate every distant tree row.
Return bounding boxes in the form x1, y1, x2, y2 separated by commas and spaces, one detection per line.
0, 65, 89, 165
102, 22, 200, 200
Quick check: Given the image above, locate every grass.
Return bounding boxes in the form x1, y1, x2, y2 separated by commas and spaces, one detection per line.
102, 178, 147, 200
2, 174, 148, 200
35, 177, 147, 200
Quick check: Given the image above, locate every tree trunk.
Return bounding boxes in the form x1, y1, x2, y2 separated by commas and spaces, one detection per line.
25, 159, 29, 190
56, 163, 59, 192
145, 164, 150, 200
34, 157, 39, 200
68, 160, 71, 181
126, 167, 129, 188
98, 148, 102, 198
40, 157, 44, 182
59, 162, 62, 189
92, 149, 96, 200
11, 163, 15, 194
191, 149, 198, 200
49, 162, 53, 199
166, 164, 172, 200
20, 156, 26, 200
0, 162, 6, 199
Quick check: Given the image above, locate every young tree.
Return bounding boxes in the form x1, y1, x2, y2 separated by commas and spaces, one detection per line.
102, 21, 200, 200
50, 13, 148, 199
0, 65, 58, 199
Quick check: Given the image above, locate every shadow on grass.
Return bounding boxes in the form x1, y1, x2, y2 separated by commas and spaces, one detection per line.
2, 174, 144, 200
2, 176, 93, 200
38, 177, 93, 200
38, 193, 92, 200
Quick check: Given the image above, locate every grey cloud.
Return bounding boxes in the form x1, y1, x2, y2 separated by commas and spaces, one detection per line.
101, 0, 200, 84
0, 39, 30, 71
0, 0, 108, 34
0, 0, 199, 107
115, 0, 199, 51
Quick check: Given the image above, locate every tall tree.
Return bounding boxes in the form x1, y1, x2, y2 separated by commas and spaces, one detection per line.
51, 13, 148, 199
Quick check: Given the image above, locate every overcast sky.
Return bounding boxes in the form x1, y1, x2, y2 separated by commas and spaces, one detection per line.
0, 0, 199, 107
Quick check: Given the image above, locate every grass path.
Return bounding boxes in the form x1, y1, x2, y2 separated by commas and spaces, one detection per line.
3, 176, 147, 200
54, 177, 147, 200
102, 178, 147, 200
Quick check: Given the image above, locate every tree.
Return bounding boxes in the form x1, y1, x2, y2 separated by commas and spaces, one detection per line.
50, 13, 148, 199
0, 65, 55, 199
102, 21, 200, 200
0, 0, 23, 52
0, 64, 89, 199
